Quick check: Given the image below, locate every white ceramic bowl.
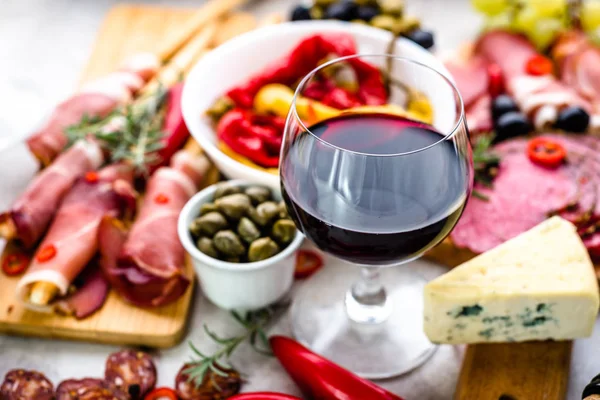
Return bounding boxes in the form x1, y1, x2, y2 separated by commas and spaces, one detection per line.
178, 180, 304, 311
182, 20, 453, 189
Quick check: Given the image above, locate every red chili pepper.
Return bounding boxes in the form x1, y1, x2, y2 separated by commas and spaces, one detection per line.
143, 387, 178, 400
525, 55, 553, 76
154, 193, 170, 204
487, 63, 504, 98
527, 137, 566, 168
217, 109, 284, 168
229, 393, 302, 400
270, 336, 405, 400
295, 250, 324, 279
2, 252, 29, 276
84, 171, 99, 183
36, 244, 57, 263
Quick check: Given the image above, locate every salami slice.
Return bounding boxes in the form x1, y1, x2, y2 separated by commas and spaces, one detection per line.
56, 378, 128, 400
104, 350, 156, 399
0, 369, 54, 400
175, 363, 241, 400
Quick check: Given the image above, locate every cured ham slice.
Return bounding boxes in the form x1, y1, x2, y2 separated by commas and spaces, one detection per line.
476, 30, 592, 130
26, 53, 160, 166
100, 150, 210, 307
0, 140, 103, 248
15, 164, 136, 312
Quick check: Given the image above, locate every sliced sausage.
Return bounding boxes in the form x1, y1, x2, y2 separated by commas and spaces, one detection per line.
104, 350, 156, 399
0, 369, 54, 400
56, 378, 129, 400
175, 363, 241, 400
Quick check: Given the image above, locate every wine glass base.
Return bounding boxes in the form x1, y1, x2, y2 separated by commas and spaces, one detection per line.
291, 262, 437, 379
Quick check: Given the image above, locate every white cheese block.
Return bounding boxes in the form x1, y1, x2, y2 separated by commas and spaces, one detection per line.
424, 216, 599, 344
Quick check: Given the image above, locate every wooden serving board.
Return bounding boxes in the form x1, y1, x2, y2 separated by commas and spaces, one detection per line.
0, 5, 207, 348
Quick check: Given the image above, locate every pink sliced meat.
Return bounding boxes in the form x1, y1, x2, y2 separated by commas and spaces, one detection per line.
100, 151, 210, 307
54, 264, 109, 319
0, 140, 103, 248
16, 164, 136, 312
26, 53, 160, 166
466, 94, 493, 136
444, 54, 489, 109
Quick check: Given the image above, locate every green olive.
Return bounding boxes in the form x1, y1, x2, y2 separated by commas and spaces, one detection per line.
222, 255, 241, 263
379, 0, 404, 16
248, 201, 280, 226
351, 19, 368, 25
271, 219, 297, 245
310, 5, 325, 20
213, 183, 242, 200
215, 193, 252, 220
244, 186, 272, 205
370, 14, 396, 31
213, 230, 246, 257
199, 202, 219, 216
196, 237, 220, 258
392, 15, 420, 35
278, 201, 289, 219
205, 97, 234, 123
248, 237, 280, 262
192, 212, 228, 237
314, 0, 336, 6
237, 217, 261, 244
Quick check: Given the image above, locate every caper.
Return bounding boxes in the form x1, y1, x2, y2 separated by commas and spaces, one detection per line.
248, 201, 280, 226
200, 202, 219, 216
278, 200, 289, 219
222, 255, 241, 263
244, 186, 272, 205
370, 14, 396, 31
213, 230, 246, 257
271, 219, 297, 245
392, 15, 420, 36
213, 183, 242, 200
215, 193, 252, 220
205, 97, 234, 123
189, 219, 203, 238
237, 217, 261, 244
248, 237, 280, 262
196, 237, 220, 258
310, 5, 325, 20
379, 0, 404, 16
193, 212, 229, 237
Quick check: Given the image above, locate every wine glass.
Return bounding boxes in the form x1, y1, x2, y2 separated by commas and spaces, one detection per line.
280, 55, 472, 378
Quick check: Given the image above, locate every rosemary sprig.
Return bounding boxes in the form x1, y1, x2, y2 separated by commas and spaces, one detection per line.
185, 303, 288, 389
472, 133, 501, 201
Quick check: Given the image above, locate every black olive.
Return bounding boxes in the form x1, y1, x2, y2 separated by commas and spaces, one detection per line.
555, 106, 590, 133
582, 373, 600, 398
491, 94, 519, 121
405, 29, 435, 49
290, 5, 312, 21
325, 1, 358, 21
495, 111, 532, 140
356, 5, 380, 21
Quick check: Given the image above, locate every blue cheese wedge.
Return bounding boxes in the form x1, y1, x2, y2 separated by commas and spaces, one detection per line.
424, 216, 599, 344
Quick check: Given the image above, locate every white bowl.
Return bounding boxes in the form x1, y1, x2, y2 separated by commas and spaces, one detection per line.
182, 20, 453, 189
178, 180, 304, 311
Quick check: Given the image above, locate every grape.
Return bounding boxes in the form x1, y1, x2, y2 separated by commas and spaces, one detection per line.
528, 18, 564, 50
529, 0, 567, 18
512, 6, 539, 33
582, 0, 600, 32
471, 0, 510, 16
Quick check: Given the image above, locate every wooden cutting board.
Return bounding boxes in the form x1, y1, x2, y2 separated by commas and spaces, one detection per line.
0, 5, 207, 349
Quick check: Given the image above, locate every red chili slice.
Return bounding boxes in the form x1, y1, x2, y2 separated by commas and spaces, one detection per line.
85, 171, 99, 183
487, 63, 504, 98
36, 244, 57, 263
294, 250, 324, 279
527, 137, 566, 168
2, 253, 29, 276
525, 55, 553, 76
154, 193, 170, 204
143, 387, 178, 400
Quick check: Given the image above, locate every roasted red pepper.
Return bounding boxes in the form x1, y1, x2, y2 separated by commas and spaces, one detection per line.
303, 78, 363, 109
2, 252, 29, 276
229, 393, 302, 400
294, 249, 324, 279
527, 137, 566, 168
217, 109, 285, 168
226, 34, 386, 108
270, 336, 405, 400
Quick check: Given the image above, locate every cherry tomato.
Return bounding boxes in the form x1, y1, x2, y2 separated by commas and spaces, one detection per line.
2, 252, 29, 276
85, 171, 99, 183
487, 63, 504, 98
36, 244, 57, 263
527, 137, 566, 168
143, 387, 178, 400
525, 55, 553, 76
294, 250, 324, 279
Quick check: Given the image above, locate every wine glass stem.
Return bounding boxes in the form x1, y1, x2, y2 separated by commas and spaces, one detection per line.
345, 267, 392, 324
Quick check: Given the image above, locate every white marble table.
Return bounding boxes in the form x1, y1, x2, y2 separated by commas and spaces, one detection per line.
1, 1, 599, 399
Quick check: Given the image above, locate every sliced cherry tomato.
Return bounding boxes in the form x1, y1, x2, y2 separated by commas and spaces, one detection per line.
36, 244, 57, 263
2, 252, 29, 276
154, 193, 170, 204
85, 171, 99, 183
527, 137, 566, 168
525, 55, 553, 76
144, 387, 178, 400
487, 63, 504, 98
294, 249, 324, 279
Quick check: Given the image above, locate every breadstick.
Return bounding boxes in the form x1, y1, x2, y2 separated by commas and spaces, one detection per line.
212, 13, 257, 46
259, 13, 284, 26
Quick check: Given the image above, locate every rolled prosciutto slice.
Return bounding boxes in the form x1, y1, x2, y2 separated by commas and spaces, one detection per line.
99, 150, 210, 307
0, 140, 103, 248
26, 53, 160, 166
476, 30, 592, 130
16, 164, 136, 312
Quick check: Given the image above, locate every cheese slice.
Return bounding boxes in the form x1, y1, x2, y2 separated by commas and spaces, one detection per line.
424, 216, 600, 344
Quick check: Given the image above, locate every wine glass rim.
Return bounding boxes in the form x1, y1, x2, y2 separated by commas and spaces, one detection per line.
291, 53, 466, 157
